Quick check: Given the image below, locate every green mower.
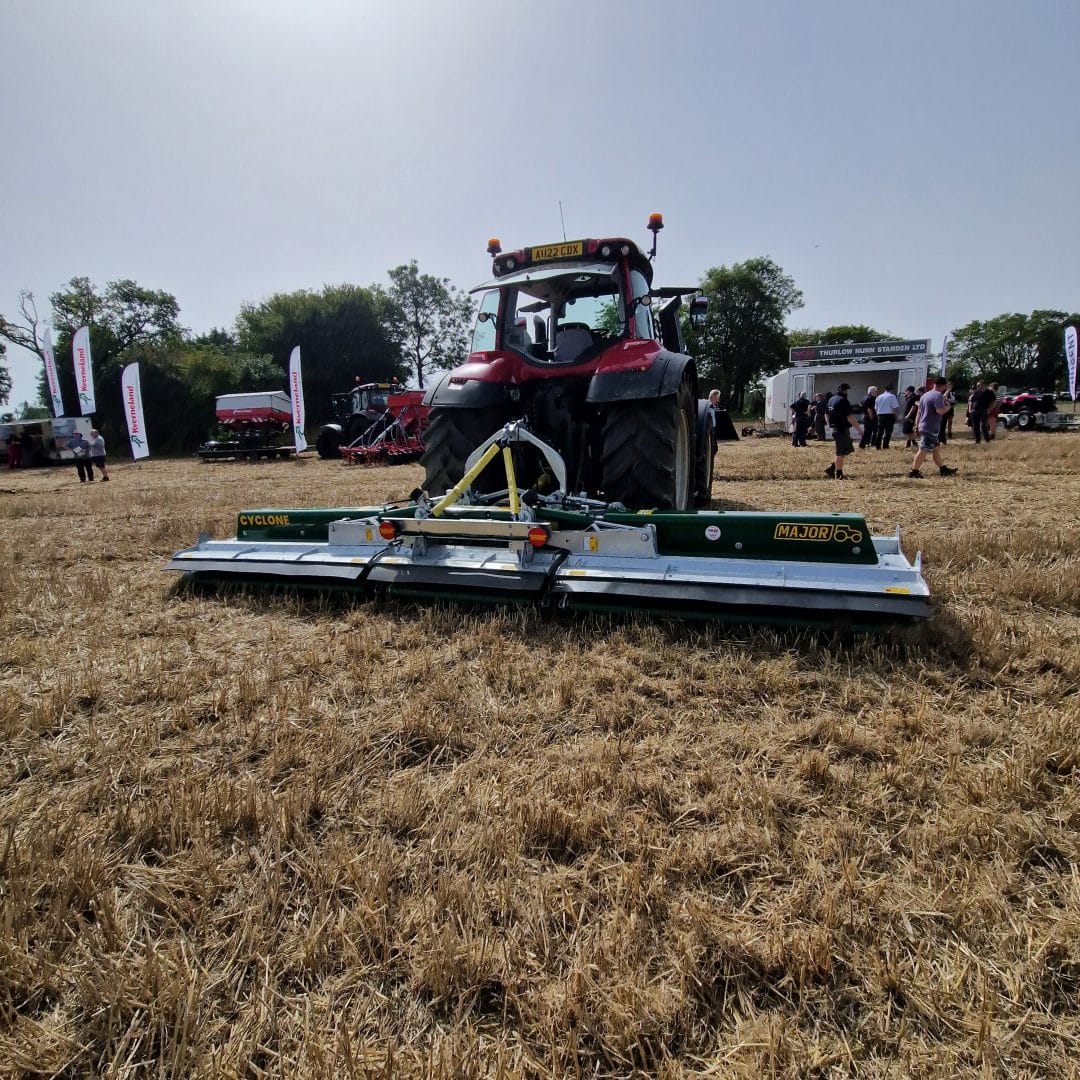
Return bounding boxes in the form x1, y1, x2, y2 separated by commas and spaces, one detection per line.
167, 421, 930, 628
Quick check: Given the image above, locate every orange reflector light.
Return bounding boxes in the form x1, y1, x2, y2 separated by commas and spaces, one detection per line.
648, 212, 664, 232
378, 520, 400, 541
487, 237, 502, 255
527, 525, 550, 548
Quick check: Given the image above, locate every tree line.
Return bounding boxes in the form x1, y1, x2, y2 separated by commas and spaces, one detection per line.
2, 258, 1076, 450
0, 263, 473, 454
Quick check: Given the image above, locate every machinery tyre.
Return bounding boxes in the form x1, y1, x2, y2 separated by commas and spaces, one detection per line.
600, 374, 695, 510
421, 407, 510, 496
1016, 410, 1034, 430
693, 401, 716, 507
316, 428, 341, 459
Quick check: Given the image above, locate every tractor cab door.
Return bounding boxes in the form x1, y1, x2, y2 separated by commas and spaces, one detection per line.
657, 295, 684, 353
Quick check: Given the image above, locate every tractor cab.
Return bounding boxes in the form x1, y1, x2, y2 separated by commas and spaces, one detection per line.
348, 383, 389, 417
469, 235, 706, 366
469, 238, 659, 367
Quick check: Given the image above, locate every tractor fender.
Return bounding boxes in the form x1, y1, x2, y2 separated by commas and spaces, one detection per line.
586, 351, 695, 404
423, 370, 508, 410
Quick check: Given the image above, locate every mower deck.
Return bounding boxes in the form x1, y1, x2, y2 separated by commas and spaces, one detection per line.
167, 504, 929, 626
167, 422, 930, 628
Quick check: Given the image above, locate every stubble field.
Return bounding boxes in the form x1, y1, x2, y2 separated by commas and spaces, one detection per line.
1, 428, 1078, 1078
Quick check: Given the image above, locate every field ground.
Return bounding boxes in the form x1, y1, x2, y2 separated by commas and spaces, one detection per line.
1, 429, 1079, 1078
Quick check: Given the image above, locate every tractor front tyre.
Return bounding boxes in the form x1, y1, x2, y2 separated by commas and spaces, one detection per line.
600, 375, 695, 511
420, 407, 509, 497
316, 428, 341, 460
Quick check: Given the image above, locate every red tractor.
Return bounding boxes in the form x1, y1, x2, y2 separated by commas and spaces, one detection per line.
420, 215, 716, 509
316, 381, 428, 460
997, 388, 1057, 430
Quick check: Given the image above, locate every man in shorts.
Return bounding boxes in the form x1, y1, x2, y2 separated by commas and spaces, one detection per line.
825, 383, 862, 480
909, 377, 958, 478
87, 429, 110, 481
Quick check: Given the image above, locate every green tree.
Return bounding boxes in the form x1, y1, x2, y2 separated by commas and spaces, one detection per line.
686, 257, 803, 412
948, 311, 1078, 390
787, 325, 894, 348
0, 342, 10, 406
235, 284, 403, 422
1, 279, 185, 442
385, 261, 474, 388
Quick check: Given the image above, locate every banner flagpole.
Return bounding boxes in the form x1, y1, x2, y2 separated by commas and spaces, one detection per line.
72, 326, 97, 415
1065, 325, 1077, 414
121, 362, 150, 459
288, 346, 308, 453
42, 329, 66, 417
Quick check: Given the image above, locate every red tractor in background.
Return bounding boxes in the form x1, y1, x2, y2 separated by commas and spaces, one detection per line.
315, 380, 429, 461
420, 215, 722, 510
997, 388, 1058, 430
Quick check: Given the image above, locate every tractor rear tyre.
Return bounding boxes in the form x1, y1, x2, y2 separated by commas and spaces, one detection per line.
421, 407, 509, 496
600, 375, 695, 511
1016, 410, 1034, 430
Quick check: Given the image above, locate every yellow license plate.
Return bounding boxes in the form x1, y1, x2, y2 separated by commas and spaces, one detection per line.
530, 241, 584, 262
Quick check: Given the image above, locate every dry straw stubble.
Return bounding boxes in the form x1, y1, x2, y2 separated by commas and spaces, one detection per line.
1, 430, 1079, 1078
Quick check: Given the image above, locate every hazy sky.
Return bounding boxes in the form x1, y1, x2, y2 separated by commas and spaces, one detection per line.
3, 0, 1078, 407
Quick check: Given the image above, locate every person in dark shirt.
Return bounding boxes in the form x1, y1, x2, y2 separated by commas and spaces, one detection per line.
811, 394, 828, 441
790, 392, 811, 447
859, 387, 878, 449
825, 383, 862, 480
968, 382, 996, 445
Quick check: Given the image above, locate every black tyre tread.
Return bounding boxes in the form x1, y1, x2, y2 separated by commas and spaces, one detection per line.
600, 377, 694, 510
316, 429, 340, 460
420, 407, 508, 496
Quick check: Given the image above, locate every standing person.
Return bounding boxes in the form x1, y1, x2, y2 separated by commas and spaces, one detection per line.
901, 387, 919, 449
968, 382, 995, 445
68, 431, 92, 482
988, 383, 1002, 438
87, 429, 110, 481
708, 389, 721, 408
939, 380, 957, 444
5, 434, 17, 469
909, 377, 958, 478
872, 384, 899, 448
811, 394, 827, 441
825, 383, 862, 480
858, 387, 878, 449
790, 392, 811, 447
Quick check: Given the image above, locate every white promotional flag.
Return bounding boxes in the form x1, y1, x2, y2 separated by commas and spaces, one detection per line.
939, 335, 949, 378
42, 329, 65, 417
288, 346, 308, 452
1066, 325, 1078, 402
72, 326, 97, 415
121, 362, 150, 459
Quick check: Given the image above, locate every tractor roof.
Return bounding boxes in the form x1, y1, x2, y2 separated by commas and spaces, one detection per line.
483, 237, 653, 289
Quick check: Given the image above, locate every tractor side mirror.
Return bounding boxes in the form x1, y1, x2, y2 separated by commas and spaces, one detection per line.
689, 295, 708, 329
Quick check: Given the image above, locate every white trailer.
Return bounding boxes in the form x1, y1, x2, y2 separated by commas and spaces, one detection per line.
0, 416, 93, 466
766, 341, 931, 433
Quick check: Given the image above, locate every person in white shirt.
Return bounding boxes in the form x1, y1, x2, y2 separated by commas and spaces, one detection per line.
87, 429, 110, 481
871, 384, 900, 449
